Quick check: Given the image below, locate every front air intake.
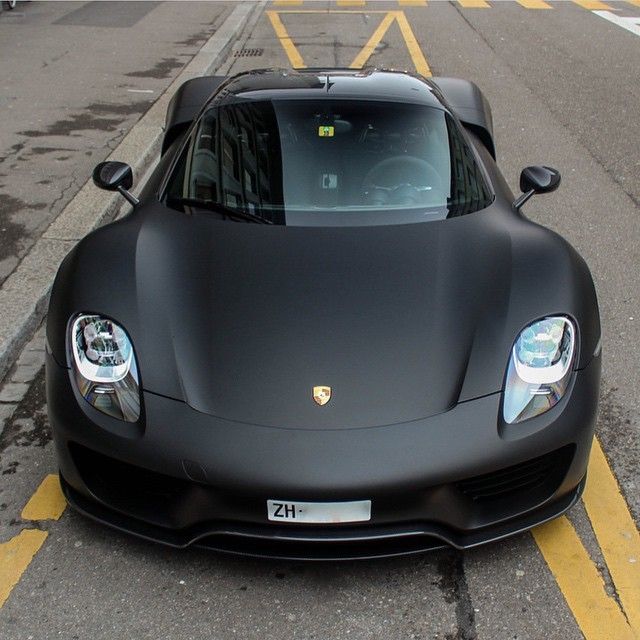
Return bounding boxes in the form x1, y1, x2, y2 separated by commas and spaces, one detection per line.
456, 445, 575, 504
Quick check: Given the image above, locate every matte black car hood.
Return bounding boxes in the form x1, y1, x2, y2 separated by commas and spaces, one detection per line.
48, 203, 600, 431
129, 209, 511, 429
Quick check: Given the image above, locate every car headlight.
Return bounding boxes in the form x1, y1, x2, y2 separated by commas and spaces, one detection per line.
503, 316, 576, 424
70, 314, 140, 422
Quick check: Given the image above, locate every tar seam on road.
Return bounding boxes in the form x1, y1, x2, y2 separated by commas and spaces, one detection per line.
437, 552, 478, 640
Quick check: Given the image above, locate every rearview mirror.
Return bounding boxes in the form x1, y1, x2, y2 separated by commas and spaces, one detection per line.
92, 161, 139, 207
514, 165, 561, 209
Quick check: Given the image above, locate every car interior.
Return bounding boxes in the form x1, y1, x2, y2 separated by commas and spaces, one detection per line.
185, 99, 453, 213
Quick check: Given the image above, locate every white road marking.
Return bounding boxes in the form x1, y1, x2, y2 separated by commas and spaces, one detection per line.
127, 89, 155, 94
593, 10, 640, 37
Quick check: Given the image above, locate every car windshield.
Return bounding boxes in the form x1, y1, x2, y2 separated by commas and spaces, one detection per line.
164, 98, 493, 226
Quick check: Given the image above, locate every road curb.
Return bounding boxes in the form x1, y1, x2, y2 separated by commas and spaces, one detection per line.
0, 1, 259, 383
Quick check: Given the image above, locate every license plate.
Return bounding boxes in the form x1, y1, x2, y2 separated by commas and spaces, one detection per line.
267, 499, 372, 524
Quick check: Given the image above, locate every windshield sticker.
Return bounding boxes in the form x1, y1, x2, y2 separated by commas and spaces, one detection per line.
318, 125, 335, 137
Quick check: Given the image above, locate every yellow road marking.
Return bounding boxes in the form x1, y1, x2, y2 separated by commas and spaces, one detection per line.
266, 11, 307, 68
516, 0, 552, 8
21, 474, 67, 522
269, 9, 431, 78
350, 12, 397, 69
348, 11, 431, 76
533, 516, 636, 640
269, 0, 627, 8
274, 9, 390, 14
0, 474, 67, 608
583, 439, 640, 635
395, 11, 432, 76
0, 529, 48, 608
456, 0, 490, 8
572, 0, 615, 9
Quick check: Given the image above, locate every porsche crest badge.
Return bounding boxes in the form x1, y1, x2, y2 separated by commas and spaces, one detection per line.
313, 386, 332, 406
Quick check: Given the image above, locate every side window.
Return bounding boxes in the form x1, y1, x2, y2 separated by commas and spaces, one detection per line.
188, 112, 219, 202
446, 115, 493, 217
217, 102, 283, 219
237, 108, 258, 207
163, 101, 283, 219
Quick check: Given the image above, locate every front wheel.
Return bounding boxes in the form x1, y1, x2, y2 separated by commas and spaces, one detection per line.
2, 0, 17, 9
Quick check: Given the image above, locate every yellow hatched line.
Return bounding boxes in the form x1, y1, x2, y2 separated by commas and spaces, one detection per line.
350, 12, 397, 69
516, 0, 552, 8
274, 9, 390, 13
582, 439, 640, 635
347, 11, 431, 77
266, 11, 307, 68
269, 0, 626, 7
0, 473, 69, 609
395, 11, 432, 76
0, 529, 48, 608
456, 0, 490, 7
571, 0, 616, 9
533, 517, 636, 640
21, 474, 66, 522
269, 8, 431, 77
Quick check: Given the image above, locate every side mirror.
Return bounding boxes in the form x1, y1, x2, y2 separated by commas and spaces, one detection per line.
92, 161, 139, 207
514, 165, 561, 209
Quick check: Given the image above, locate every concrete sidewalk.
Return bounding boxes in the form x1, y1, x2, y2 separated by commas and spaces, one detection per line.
0, 1, 260, 383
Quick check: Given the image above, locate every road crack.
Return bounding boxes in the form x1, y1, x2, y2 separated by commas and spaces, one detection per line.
436, 550, 478, 640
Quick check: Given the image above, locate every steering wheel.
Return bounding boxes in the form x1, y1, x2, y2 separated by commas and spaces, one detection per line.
362, 156, 444, 206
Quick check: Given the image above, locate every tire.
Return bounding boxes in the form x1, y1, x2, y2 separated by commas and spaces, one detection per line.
2, 0, 17, 9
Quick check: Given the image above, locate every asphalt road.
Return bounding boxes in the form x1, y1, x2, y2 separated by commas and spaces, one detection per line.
0, 2, 639, 639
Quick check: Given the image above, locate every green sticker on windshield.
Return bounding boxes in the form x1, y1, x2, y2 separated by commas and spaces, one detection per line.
318, 125, 334, 137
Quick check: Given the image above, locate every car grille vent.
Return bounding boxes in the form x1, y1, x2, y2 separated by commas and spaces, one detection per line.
233, 48, 264, 58
456, 446, 573, 503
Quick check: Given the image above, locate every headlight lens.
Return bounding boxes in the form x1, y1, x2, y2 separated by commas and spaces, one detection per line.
503, 316, 576, 424
70, 314, 140, 422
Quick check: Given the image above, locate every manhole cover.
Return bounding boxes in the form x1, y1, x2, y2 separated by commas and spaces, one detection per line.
233, 48, 264, 58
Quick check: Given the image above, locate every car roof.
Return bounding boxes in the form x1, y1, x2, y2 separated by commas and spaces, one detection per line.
212, 68, 447, 109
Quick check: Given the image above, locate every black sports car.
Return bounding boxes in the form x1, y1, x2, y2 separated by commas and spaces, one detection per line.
46, 69, 601, 560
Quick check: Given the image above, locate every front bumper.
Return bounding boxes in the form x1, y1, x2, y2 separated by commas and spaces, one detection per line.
47, 351, 600, 560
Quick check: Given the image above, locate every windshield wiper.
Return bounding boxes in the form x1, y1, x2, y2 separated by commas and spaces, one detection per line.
166, 196, 273, 225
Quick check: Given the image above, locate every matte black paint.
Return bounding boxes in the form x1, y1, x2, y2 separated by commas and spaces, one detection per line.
92, 161, 134, 192
520, 165, 561, 194
162, 75, 225, 154
46, 69, 601, 558
429, 76, 495, 159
